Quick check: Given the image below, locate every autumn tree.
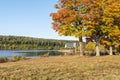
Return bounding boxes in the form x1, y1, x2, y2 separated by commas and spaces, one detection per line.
101, 0, 120, 55
51, 0, 120, 56
102, 26, 120, 55
50, 0, 94, 56
79, 0, 120, 56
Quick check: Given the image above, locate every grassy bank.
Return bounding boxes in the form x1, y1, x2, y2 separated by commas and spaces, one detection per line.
0, 55, 120, 80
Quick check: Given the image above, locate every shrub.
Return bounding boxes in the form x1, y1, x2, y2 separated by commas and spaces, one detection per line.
11, 56, 25, 62
85, 42, 96, 51
18, 56, 25, 60
11, 56, 17, 62
0, 57, 8, 63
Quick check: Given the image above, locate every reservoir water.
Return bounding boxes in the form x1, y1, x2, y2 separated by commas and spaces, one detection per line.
0, 50, 61, 58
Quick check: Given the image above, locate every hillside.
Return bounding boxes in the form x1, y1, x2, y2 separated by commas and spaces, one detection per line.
0, 35, 77, 50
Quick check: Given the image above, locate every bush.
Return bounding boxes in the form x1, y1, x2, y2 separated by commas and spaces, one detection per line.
0, 57, 8, 63
85, 42, 96, 50
18, 56, 25, 60
11, 56, 25, 62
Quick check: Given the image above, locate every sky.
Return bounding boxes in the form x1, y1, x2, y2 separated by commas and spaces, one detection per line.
0, 0, 78, 40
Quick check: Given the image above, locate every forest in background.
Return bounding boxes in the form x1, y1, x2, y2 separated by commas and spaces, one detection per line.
0, 35, 76, 50
0, 35, 119, 55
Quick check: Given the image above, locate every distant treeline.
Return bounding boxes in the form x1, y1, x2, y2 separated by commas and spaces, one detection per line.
0, 35, 76, 50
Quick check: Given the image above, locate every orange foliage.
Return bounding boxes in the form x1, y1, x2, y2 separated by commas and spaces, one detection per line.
83, 0, 90, 4
51, 0, 120, 42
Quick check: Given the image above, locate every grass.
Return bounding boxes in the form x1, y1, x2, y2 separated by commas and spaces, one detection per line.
0, 55, 120, 80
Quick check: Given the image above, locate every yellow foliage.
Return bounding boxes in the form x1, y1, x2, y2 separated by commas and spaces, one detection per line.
85, 42, 96, 50
51, 0, 120, 42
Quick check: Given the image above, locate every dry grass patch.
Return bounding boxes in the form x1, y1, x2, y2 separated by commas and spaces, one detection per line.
0, 55, 120, 80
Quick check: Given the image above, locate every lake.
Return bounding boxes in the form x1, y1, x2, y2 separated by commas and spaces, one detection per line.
0, 50, 62, 58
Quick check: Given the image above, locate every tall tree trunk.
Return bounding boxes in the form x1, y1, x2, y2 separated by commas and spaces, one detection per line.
109, 46, 113, 55
79, 38, 84, 56
96, 42, 100, 56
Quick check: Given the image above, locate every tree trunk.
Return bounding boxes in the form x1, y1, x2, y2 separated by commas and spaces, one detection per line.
96, 42, 100, 56
109, 46, 113, 55
79, 38, 84, 56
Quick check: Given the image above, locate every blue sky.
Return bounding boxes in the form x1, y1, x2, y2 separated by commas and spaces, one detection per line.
0, 0, 77, 40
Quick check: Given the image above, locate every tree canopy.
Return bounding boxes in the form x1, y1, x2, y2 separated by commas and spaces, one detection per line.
51, 0, 120, 56
0, 36, 75, 50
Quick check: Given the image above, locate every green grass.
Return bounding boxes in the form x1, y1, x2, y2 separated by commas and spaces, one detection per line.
0, 55, 120, 80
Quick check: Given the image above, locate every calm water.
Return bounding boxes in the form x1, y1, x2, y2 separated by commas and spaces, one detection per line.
0, 50, 61, 58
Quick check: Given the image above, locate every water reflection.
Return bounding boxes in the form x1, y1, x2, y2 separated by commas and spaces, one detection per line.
0, 50, 62, 58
